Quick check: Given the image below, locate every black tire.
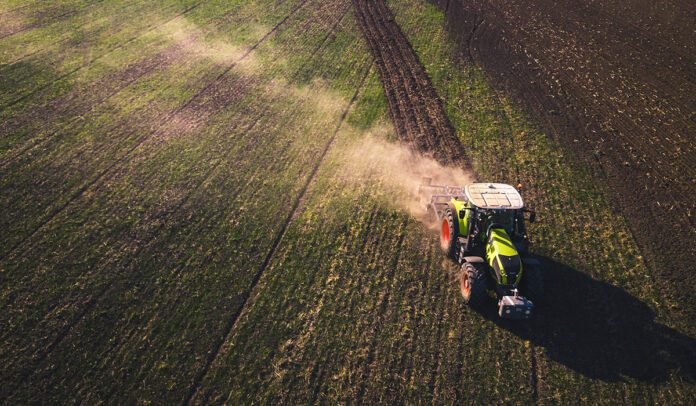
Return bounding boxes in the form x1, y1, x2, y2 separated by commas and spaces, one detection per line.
521, 263, 543, 303
460, 262, 487, 306
440, 208, 459, 260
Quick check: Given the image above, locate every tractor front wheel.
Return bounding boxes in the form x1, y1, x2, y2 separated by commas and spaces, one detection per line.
440, 208, 458, 260
460, 262, 487, 306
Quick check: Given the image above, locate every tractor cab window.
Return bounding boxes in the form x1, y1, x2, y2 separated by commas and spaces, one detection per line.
490, 210, 515, 235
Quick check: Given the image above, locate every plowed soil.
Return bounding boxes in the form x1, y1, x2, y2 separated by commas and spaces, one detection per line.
352, 0, 468, 168
430, 0, 696, 322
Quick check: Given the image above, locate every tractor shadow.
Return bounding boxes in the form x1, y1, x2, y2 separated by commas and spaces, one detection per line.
476, 255, 696, 383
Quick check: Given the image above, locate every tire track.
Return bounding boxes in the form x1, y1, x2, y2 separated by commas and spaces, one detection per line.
365, 1, 434, 147
0, 0, 208, 111
2, 3, 354, 400
0, 1, 92, 41
1, 0, 308, 165
0, 1, 308, 264
372, 0, 458, 158
183, 62, 373, 405
353, 2, 420, 152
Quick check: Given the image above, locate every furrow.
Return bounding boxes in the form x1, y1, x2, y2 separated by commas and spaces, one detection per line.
0, 1, 307, 263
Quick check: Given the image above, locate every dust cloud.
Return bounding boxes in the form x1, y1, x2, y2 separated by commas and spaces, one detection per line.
338, 127, 475, 226
148, 17, 261, 73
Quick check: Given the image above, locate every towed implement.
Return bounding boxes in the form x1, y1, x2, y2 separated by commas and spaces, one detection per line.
419, 181, 542, 319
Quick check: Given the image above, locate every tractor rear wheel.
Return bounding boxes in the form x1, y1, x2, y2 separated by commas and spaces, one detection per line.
440, 208, 459, 260
521, 263, 543, 303
460, 262, 487, 306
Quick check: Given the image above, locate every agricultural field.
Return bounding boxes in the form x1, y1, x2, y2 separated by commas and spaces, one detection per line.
429, 0, 696, 324
1, 0, 694, 404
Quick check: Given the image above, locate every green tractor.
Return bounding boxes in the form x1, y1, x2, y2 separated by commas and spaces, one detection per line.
419, 181, 542, 319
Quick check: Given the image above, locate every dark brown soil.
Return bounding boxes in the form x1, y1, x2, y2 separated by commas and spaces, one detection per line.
430, 0, 696, 325
352, 0, 469, 169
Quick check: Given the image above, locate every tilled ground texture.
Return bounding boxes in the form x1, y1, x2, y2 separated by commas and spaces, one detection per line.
430, 0, 696, 323
352, 0, 467, 168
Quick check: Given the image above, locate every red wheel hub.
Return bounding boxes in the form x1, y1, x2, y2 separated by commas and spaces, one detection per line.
461, 271, 471, 298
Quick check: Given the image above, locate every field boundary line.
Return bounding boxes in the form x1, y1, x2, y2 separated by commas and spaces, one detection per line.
0, 1, 308, 264
183, 61, 374, 405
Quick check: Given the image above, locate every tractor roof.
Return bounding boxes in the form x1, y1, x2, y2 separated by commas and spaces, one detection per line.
465, 183, 524, 209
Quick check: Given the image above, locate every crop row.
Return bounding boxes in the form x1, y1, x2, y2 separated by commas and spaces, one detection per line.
1, 0, 374, 402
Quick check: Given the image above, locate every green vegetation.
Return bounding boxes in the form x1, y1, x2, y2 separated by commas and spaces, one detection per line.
1, 0, 692, 404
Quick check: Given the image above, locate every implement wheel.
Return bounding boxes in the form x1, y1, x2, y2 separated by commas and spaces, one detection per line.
460, 262, 486, 306
440, 208, 458, 260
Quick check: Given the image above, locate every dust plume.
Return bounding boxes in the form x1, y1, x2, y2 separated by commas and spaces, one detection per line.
339, 127, 475, 226
146, 17, 261, 73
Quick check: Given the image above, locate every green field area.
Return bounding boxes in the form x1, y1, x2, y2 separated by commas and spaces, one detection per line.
1, 0, 693, 403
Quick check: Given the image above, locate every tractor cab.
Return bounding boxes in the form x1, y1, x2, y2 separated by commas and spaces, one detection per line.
462, 183, 532, 253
